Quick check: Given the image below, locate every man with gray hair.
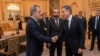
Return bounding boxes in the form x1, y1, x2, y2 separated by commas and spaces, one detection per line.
57, 5, 85, 56
26, 5, 58, 56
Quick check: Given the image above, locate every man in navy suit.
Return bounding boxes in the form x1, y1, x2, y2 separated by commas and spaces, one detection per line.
26, 5, 58, 56
57, 5, 85, 56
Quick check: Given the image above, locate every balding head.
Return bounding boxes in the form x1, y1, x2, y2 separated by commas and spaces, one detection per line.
95, 10, 100, 16
78, 11, 83, 16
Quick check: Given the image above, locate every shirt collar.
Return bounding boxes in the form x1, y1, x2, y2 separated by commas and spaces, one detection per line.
54, 17, 59, 20
31, 16, 38, 22
67, 15, 72, 21
78, 16, 82, 19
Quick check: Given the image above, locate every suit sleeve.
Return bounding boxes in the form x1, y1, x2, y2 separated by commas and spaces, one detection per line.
29, 22, 52, 43
77, 19, 85, 48
88, 18, 92, 31
89, 18, 93, 32
58, 21, 65, 39
84, 17, 87, 31
47, 20, 51, 37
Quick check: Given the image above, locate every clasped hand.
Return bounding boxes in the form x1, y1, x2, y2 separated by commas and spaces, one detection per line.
47, 36, 58, 48
51, 36, 58, 43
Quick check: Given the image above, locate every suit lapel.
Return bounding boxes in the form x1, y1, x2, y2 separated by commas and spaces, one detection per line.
42, 19, 45, 25
70, 16, 75, 30
52, 18, 57, 29
99, 16, 100, 22
97, 16, 100, 26
65, 20, 69, 30
30, 17, 38, 25
30, 17, 40, 30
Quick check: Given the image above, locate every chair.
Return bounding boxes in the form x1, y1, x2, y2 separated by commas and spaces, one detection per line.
20, 35, 26, 42
0, 37, 19, 56
19, 35, 26, 52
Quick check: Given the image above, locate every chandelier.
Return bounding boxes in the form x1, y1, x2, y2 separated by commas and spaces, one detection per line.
7, 4, 20, 11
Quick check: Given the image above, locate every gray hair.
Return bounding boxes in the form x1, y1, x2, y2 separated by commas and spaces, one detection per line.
62, 5, 72, 14
30, 5, 40, 16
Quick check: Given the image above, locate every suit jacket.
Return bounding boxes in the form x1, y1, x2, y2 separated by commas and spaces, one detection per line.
88, 17, 93, 31
90, 16, 100, 32
58, 16, 85, 53
39, 17, 49, 28
78, 17, 87, 31
47, 18, 64, 42
18, 21, 23, 30
26, 17, 52, 56
39, 17, 49, 35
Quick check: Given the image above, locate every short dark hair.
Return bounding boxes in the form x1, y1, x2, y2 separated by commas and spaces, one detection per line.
62, 5, 72, 14
30, 5, 40, 16
52, 8, 59, 13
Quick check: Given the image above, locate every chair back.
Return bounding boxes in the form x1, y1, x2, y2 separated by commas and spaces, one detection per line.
7, 37, 19, 52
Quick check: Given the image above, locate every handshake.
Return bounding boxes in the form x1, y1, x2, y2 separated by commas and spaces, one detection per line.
47, 36, 58, 48
51, 36, 58, 43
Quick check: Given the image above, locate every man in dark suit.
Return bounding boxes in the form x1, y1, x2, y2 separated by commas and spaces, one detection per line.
57, 5, 85, 56
26, 5, 58, 56
18, 20, 23, 30
88, 15, 93, 39
48, 9, 63, 56
39, 13, 49, 36
78, 11, 87, 49
89, 10, 100, 51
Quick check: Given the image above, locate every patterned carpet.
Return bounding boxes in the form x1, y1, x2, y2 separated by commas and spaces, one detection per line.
19, 35, 100, 56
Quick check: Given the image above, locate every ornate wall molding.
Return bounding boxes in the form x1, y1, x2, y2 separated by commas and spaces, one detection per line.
90, 0, 100, 10
49, 0, 60, 15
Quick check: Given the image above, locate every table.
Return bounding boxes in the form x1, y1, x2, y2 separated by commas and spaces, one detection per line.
0, 30, 26, 50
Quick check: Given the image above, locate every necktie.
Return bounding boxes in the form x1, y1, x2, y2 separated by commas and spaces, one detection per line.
66, 20, 69, 30
55, 19, 59, 28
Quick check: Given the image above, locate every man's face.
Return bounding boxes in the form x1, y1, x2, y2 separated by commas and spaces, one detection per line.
42, 13, 47, 18
61, 8, 70, 19
78, 11, 82, 16
53, 9, 59, 18
34, 7, 42, 20
95, 11, 100, 16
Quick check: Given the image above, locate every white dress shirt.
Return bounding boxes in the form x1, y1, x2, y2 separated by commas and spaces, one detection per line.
31, 16, 38, 22
43, 18, 46, 24
78, 16, 82, 19
95, 16, 99, 29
